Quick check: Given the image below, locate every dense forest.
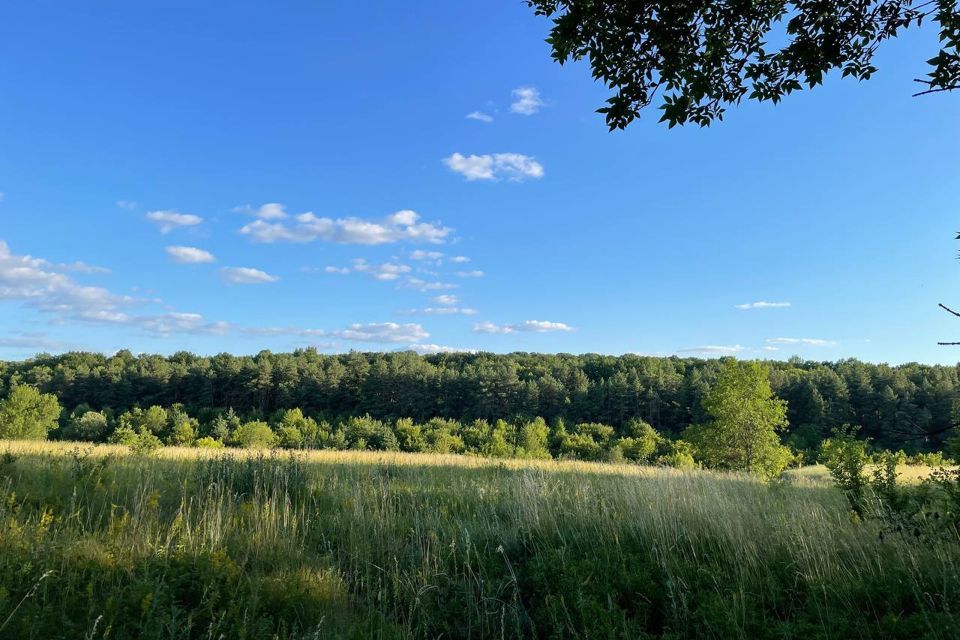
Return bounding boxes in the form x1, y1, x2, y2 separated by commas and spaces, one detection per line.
1, 349, 958, 453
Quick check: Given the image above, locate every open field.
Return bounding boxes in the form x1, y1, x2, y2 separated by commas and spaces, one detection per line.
0, 441, 956, 639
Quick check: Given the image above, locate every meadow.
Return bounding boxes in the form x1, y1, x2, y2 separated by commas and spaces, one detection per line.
0, 442, 955, 639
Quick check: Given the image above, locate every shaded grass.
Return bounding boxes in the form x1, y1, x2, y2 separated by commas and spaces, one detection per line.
0, 442, 956, 638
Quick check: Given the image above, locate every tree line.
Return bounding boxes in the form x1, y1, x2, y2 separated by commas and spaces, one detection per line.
1, 349, 958, 454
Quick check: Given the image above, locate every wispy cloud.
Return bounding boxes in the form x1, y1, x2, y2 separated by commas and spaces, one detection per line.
406, 307, 478, 316
240, 209, 452, 245
241, 321, 429, 344
410, 250, 444, 262
116, 200, 137, 210
333, 322, 429, 343
510, 87, 545, 115
0, 239, 233, 338
166, 246, 216, 264
57, 261, 110, 274
474, 320, 573, 334
466, 111, 493, 123
233, 202, 288, 220
323, 266, 350, 275
402, 277, 459, 292
735, 301, 792, 310
443, 153, 544, 182
220, 266, 279, 285
0, 239, 135, 323
401, 343, 477, 355
767, 337, 836, 347
146, 210, 202, 233
138, 313, 230, 337
433, 294, 458, 305
456, 270, 484, 278
0, 331, 76, 352
677, 345, 746, 355
350, 259, 412, 281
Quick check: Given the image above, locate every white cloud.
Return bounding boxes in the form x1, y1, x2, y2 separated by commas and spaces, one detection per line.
677, 345, 746, 355
333, 322, 429, 343
443, 153, 544, 182
240, 209, 452, 245
403, 277, 459, 292
57, 261, 110, 274
321, 260, 412, 281
474, 319, 574, 334
416, 307, 478, 316
433, 294, 458, 305
450, 255, 471, 263
466, 111, 494, 123
234, 202, 288, 220
0, 240, 235, 339
352, 259, 412, 281
240, 321, 428, 344
166, 246, 216, 264
324, 266, 350, 275
767, 337, 836, 347
402, 343, 477, 355
456, 270, 484, 278
510, 87, 545, 115
220, 267, 279, 285
410, 250, 444, 261
735, 301, 792, 310
0, 240, 135, 322
138, 313, 230, 337
146, 210, 202, 233
0, 332, 75, 352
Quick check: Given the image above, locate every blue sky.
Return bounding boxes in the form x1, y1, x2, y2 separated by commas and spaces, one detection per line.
0, 1, 957, 363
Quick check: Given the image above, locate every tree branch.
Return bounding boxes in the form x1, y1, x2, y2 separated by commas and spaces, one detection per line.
939, 303, 960, 317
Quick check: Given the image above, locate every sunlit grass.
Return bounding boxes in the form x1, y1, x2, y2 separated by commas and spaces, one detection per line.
0, 440, 955, 638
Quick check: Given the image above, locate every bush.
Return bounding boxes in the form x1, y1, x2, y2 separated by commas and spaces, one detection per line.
0, 385, 62, 440
67, 410, 110, 442
517, 417, 551, 459
231, 421, 278, 449
276, 425, 305, 449
343, 415, 398, 451
167, 419, 198, 446
195, 436, 225, 449
129, 429, 163, 456
621, 419, 661, 462
395, 417, 426, 452
654, 439, 696, 469
905, 451, 954, 467
558, 423, 616, 461
820, 425, 870, 516
421, 418, 464, 454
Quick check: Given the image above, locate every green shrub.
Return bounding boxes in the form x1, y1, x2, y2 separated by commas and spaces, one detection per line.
231, 421, 278, 449
194, 436, 225, 449
67, 409, 110, 442
0, 385, 62, 440
517, 417, 551, 459
129, 429, 163, 456
654, 439, 696, 469
820, 425, 870, 516
276, 425, 305, 449
167, 419, 198, 446
342, 415, 398, 451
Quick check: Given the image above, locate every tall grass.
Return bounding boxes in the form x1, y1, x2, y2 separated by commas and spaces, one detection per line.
0, 441, 955, 638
